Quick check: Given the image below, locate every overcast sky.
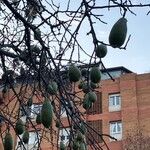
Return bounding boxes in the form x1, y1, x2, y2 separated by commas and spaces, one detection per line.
103, 7, 150, 74
74, 1, 150, 74
41, 1, 150, 74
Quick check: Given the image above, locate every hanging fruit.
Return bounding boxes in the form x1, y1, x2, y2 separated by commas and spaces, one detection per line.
68, 64, 81, 82
41, 99, 53, 128
109, 17, 127, 48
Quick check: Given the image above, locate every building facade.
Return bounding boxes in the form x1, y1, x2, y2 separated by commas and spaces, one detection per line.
0, 66, 150, 150
60, 67, 150, 150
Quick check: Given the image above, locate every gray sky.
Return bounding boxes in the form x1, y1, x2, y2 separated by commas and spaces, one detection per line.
103, 7, 150, 74
36, 1, 150, 74
74, 1, 150, 74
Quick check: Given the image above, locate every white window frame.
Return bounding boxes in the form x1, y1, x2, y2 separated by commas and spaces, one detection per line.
60, 105, 67, 117
16, 131, 41, 150
20, 104, 42, 121
59, 128, 70, 145
109, 93, 121, 112
30, 104, 42, 120
110, 121, 122, 141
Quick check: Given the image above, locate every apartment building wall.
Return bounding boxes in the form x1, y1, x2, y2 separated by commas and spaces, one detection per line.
0, 70, 150, 150
81, 72, 150, 150
0, 85, 58, 150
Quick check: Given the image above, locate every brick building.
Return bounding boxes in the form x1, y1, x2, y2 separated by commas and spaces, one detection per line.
0, 66, 150, 150
60, 67, 150, 150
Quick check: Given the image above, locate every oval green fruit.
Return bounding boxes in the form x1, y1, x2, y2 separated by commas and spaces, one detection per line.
36, 113, 41, 124
73, 140, 80, 150
15, 119, 25, 135
68, 64, 81, 82
109, 17, 127, 48
78, 81, 84, 89
4, 132, 13, 150
76, 132, 84, 142
22, 130, 29, 144
79, 142, 87, 150
95, 44, 107, 58
60, 141, 66, 150
47, 81, 58, 95
90, 82, 97, 89
85, 92, 97, 103
81, 69, 87, 77
82, 97, 92, 110
90, 67, 101, 83
82, 82, 90, 93
27, 97, 33, 107
41, 99, 53, 128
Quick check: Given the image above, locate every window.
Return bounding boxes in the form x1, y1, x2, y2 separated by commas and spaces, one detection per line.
16, 131, 41, 150
59, 128, 70, 145
17, 131, 40, 149
20, 104, 42, 121
109, 93, 121, 112
28, 131, 41, 147
60, 105, 67, 117
30, 104, 42, 119
110, 121, 122, 141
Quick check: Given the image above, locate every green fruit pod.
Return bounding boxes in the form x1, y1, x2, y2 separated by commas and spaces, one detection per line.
85, 92, 97, 103
81, 69, 87, 77
95, 44, 107, 58
78, 82, 84, 89
27, 97, 33, 107
82, 82, 90, 93
68, 64, 81, 82
109, 17, 127, 48
60, 141, 66, 150
4, 132, 13, 150
41, 99, 53, 128
22, 131, 29, 144
15, 119, 25, 135
76, 132, 84, 142
90, 82, 97, 89
79, 142, 87, 150
47, 81, 58, 95
90, 67, 101, 83
36, 113, 42, 124
73, 140, 80, 150
82, 97, 92, 110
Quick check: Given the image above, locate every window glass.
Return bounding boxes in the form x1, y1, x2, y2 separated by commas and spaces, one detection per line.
61, 135, 65, 141
116, 96, 120, 105
117, 122, 121, 133
30, 104, 42, 118
109, 94, 121, 112
28, 132, 40, 145
110, 121, 122, 141
112, 124, 116, 133
59, 128, 70, 144
16, 131, 41, 149
20, 104, 42, 119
